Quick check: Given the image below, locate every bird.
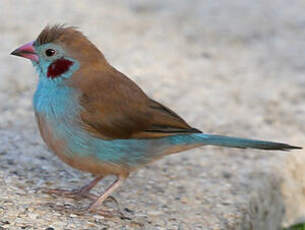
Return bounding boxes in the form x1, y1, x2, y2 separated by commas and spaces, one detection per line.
11, 25, 301, 216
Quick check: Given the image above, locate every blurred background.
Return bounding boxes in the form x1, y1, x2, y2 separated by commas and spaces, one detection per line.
0, 0, 304, 229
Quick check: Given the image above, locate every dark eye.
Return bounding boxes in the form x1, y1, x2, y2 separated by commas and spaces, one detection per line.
45, 49, 56, 57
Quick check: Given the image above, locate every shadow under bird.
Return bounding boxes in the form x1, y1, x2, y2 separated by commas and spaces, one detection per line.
11, 25, 302, 216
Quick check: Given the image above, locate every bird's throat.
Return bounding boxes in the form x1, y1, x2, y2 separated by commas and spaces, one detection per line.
47, 58, 74, 79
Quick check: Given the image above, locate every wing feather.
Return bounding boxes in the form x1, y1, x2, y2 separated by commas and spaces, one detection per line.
72, 65, 201, 139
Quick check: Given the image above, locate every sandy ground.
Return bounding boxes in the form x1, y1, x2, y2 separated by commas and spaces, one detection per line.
0, 0, 304, 229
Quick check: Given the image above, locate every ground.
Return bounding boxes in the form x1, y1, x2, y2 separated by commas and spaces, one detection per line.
0, 0, 304, 229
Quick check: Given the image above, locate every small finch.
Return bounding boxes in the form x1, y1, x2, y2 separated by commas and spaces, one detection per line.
11, 25, 301, 216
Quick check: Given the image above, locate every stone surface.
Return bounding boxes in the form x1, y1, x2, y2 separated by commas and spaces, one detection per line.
0, 0, 304, 229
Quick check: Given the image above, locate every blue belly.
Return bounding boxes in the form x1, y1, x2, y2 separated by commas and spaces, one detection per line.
33, 81, 203, 168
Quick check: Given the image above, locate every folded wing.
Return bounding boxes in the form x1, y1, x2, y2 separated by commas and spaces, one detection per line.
76, 65, 201, 140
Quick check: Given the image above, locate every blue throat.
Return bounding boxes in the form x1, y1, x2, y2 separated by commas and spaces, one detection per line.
32, 58, 80, 118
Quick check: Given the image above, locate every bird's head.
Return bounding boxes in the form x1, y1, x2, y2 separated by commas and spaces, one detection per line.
11, 25, 106, 83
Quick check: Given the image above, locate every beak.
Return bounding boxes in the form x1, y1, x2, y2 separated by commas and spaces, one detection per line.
11, 41, 39, 62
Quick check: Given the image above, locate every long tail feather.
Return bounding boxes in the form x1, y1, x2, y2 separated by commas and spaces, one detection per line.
197, 134, 302, 151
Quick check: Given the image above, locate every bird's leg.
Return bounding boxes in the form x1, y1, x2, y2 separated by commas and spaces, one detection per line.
44, 175, 103, 201
88, 175, 125, 216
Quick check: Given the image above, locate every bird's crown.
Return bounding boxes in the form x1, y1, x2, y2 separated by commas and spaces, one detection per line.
34, 24, 73, 46
30, 25, 107, 81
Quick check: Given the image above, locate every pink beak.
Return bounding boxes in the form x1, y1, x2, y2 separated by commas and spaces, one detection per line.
11, 41, 39, 62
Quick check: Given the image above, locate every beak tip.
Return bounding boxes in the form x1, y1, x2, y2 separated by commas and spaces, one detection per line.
10, 41, 39, 62
10, 50, 18, 56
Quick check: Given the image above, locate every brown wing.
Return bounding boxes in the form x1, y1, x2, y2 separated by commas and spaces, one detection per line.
73, 64, 201, 139
139, 99, 201, 138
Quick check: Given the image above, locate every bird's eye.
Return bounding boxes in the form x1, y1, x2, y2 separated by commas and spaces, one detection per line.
45, 49, 56, 57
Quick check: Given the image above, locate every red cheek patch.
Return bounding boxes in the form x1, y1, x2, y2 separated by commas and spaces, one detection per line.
47, 59, 73, 79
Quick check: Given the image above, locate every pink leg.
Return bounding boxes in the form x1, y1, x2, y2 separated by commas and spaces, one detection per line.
44, 175, 103, 201
89, 175, 125, 212
77, 176, 104, 195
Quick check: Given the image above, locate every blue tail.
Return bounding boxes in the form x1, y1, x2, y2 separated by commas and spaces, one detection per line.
194, 134, 302, 151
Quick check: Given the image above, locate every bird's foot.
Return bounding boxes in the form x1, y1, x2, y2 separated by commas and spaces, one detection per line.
42, 188, 98, 201
45, 199, 128, 219
42, 188, 119, 206
84, 195, 127, 218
